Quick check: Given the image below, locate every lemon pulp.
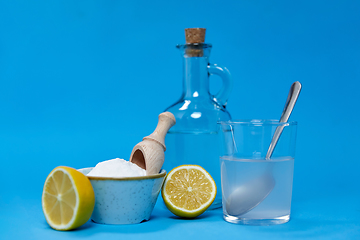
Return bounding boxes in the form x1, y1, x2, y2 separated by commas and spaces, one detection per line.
162, 165, 216, 218
42, 166, 94, 230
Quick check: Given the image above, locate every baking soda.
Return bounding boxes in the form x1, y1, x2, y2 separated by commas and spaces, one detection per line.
87, 158, 146, 178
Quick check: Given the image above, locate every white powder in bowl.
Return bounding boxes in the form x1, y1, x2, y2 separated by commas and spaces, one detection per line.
87, 158, 146, 178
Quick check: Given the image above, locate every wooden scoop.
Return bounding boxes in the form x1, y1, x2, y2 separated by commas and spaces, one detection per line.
129, 112, 176, 175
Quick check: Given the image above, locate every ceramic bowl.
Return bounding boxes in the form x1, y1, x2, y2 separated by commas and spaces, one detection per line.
78, 168, 166, 224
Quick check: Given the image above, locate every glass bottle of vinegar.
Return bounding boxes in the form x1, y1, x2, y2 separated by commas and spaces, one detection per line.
163, 28, 233, 208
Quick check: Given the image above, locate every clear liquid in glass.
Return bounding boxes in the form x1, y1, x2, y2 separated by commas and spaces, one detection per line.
220, 156, 294, 225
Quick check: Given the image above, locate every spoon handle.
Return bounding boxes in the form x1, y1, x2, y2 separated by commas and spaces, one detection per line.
265, 81, 302, 160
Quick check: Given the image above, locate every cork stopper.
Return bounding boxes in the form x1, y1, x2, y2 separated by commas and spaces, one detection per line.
185, 28, 206, 43
184, 28, 206, 57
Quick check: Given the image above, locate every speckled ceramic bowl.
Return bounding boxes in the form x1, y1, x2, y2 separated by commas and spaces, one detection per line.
78, 168, 166, 224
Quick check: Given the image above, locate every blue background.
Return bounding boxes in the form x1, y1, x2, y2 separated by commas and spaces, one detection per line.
1, 0, 359, 239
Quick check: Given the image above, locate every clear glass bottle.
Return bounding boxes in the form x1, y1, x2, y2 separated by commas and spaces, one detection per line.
163, 41, 233, 209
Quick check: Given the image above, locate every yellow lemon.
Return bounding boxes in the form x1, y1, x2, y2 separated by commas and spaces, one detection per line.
162, 165, 216, 218
42, 166, 95, 230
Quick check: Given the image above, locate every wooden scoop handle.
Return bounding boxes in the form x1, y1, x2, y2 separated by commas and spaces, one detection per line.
143, 112, 176, 151
130, 112, 176, 175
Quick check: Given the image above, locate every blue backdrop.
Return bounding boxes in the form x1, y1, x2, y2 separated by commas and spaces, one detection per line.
1, 0, 359, 239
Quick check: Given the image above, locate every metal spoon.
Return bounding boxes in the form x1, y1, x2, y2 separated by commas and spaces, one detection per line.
225, 81, 302, 216
266, 81, 302, 159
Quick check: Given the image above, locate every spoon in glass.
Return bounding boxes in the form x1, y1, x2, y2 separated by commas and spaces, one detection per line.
225, 81, 302, 216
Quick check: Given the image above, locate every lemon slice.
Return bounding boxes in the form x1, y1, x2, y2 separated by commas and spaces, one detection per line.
42, 166, 95, 231
162, 165, 217, 218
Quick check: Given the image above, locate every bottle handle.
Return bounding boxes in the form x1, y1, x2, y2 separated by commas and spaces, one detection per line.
207, 64, 233, 107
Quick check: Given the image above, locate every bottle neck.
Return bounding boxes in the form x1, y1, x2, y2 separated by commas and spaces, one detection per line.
182, 56, 210, 99
178, 44, 212, 99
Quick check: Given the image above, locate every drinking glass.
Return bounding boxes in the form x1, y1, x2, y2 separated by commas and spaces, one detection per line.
218, 120, 297, 225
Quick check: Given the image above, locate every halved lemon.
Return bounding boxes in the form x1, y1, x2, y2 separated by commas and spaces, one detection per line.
42, 166, 95, 231
162, 165, 217, 218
